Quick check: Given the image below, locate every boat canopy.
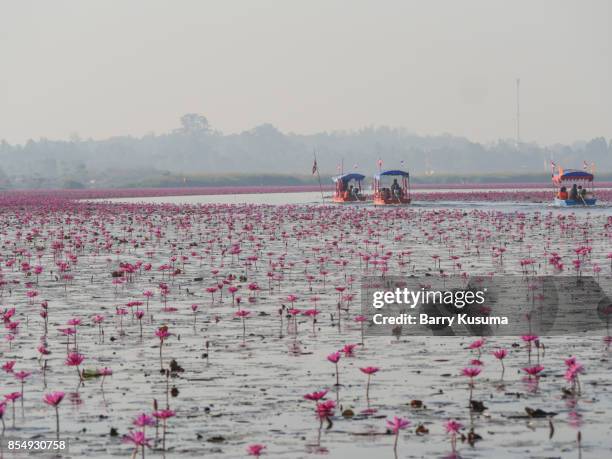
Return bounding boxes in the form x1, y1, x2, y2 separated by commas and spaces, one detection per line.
374, 169, 410, 180
553, 169, 594, 184
332, 173, 366, 183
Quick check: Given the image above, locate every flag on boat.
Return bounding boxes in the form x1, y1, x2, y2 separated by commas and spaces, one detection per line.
312, 158, 318, 175
583, 160, 588, 170
377, 159, 383, 169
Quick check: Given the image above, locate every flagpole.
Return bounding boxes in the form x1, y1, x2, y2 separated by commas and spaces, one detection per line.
313, 149, 324, 203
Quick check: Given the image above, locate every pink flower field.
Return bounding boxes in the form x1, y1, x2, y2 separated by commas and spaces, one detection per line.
0, 190, 611, 458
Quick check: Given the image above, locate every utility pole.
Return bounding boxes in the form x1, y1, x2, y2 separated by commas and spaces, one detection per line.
516, 78, 521, 147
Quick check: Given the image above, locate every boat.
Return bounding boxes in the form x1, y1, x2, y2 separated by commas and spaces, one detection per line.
373, 170, 411, 205
332, 173, 367, 203
552, 167, 597, 206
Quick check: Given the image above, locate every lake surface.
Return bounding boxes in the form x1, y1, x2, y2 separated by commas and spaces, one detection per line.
97, 190, 612, 216
3, 195, 611, 459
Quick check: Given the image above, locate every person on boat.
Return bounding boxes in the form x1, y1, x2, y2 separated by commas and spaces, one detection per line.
578, 186, 587, 200
569, 184, 578, 200
391, 179, 402, 199
336, 180, 344, 199
351, 186, 360, 200
558, 186, 568, 200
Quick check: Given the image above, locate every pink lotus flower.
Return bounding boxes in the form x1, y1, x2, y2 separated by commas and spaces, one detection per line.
342, 343, 357, 357
58, 327, 75, 336
65, 352, 85, 383
315, 400, 336, 419
92, 314, 105, 324
4, 392, 21, 402
327, 351, 341, 385
359, 366, 379, 375
444, 419, 463, 434
155, 327, 170, 340
235, 309, 252, 345
247, 443, 266, 457
37, 344, 51, 355
14, 370, 31, 382
2, 308, 16, 323
153, 409, 175, 450
43, 391, 65, 440
133, 413, 156, 427
445, 419, 463, 453
564, 356, 577, 367
387, 416, 410, 434
152, 409, 176, 420
43, 391, 65, 407
67, 317, 81, 326
387, 416, 410, 452
304, 389, 328, 401
492, 348, 508, 378
360, 367, 380, 404
565, 363, 583, 382
2, 360, 16, 373
461, 367, 481, 378
462, 367, 481, 401
98, 367, 113, 376
122, 430, 151, 447
493, 348, 508, 359
523, 365, 544, 376
65, 352, 85, 366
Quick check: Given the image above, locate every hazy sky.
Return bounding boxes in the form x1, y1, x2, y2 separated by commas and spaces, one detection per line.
1, 0, 610, 145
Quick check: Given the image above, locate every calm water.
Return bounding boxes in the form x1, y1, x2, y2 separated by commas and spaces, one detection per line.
4, 194, 612, 459
97, 190, 612, 215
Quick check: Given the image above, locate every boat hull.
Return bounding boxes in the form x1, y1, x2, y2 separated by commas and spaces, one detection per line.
553, 198, 597, 207
373, 197, 411, 206
332, 196, 366, 203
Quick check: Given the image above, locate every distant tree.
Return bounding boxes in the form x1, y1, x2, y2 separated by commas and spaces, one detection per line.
179, 113, 209, 134
585, 137, 609, 165
0, 166, 10, 188
61, 179, 85, 189
249, 123, 282, 137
